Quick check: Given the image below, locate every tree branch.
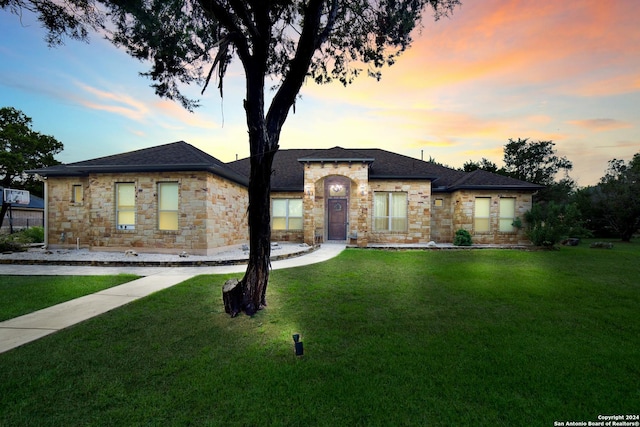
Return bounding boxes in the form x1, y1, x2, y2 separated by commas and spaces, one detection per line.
196, 0, 250, 63
266, 0, 325, 135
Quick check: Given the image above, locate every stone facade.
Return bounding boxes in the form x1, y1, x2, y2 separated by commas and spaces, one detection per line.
367, 179, 432, 244
450, 189, 532, 245
37, 143, 540, 253
45, 172, 248, 255
301, 162, 370, 247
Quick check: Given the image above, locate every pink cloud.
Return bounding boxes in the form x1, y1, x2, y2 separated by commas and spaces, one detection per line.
568, 119, 633, 131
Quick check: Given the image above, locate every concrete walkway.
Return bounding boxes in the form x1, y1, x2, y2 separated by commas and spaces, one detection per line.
0, 243, 345, 354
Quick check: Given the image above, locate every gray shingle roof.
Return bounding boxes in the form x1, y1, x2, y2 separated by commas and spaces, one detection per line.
28, 142, 542, 192
28, 141, 248, 185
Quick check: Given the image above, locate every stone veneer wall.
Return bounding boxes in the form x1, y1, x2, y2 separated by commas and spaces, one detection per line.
368, 180, 432, 244
45, 171, 248, 254
302, 162, 370, 246
429, 193, 453, 243
451, 189, 533, 245
46, 176, 89, 247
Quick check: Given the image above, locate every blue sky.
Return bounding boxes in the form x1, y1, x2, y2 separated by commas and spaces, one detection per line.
1, 0, 639, 186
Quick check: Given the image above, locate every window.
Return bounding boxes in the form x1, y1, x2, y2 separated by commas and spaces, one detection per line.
434, 198, 443, 207
374, 192, 407, 231
72, 185, 83, 203
474, 197, 491, 233
272, 199, 303, 230
116, 183, 136, 230
158, 182, 179, 231
499, 198, 516, 232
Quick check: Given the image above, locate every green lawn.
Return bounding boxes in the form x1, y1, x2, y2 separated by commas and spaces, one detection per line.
0, 242, 638, 426
0, 275, 139, 321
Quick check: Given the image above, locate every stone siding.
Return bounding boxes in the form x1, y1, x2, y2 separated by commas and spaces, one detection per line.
45, 172, 248, 254
429, 193, 453, 243
368, 180, 432, 244
301, 162, 369, 246
450, 189, 533, 244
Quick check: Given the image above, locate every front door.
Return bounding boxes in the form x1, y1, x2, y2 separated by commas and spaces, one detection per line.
328, 199, 347, 240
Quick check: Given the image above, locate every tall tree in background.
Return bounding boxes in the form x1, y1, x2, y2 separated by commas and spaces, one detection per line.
462, 158, 499, 173
2, 0, 460, 315
590, 153, 640, 242
0, 107, 63, 229
502, 138, 574, 204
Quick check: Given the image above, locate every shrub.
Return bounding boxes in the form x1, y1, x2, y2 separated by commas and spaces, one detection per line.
0, 237, 25, 252
524, 202, 591, 247
21, 226, 45, 243
453, 229, 472, 246
0, 227, 44, 252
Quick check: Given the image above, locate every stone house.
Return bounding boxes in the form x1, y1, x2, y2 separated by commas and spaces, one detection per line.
29, 141, 542, 253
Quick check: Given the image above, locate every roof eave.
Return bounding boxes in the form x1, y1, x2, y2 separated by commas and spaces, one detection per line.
298, 157, 375, 163
27, 164, 249, 186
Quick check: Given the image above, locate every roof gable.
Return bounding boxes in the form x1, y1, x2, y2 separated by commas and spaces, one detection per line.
297, 146, 375, 162
71, 141, 226, 168
28, 141, 248, 185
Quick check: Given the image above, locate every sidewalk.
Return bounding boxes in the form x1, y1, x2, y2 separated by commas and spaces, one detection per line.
0, 243, 345, 354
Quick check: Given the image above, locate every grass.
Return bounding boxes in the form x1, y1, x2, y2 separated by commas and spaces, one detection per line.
0, 242, 638, 426
0, 275, 139, 321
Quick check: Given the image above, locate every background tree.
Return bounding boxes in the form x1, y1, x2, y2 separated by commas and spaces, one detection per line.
585, 153, 640, 242
462, 157, 499, 173
502, 138, 574, 204
3, 0, 460, 315
0, 107, 63, 230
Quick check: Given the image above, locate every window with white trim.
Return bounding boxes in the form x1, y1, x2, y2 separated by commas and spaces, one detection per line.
272, 199, 303, 230
474, 197, 491, 233
158, 182, 179, 231
499, 198, 516, 232
116, 183, 136, 230
374, 192, 407, 231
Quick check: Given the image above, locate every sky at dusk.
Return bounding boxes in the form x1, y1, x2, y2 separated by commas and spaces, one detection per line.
1, 0, 639, 187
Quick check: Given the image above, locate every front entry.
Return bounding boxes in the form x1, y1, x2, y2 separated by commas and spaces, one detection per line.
328, 199, 347, 240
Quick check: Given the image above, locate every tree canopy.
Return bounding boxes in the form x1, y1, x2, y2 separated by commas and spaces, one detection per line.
0, 106, 63, 229
591, 153, 640, 242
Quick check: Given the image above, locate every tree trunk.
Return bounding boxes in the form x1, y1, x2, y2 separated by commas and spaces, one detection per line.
239, 147, 276, 315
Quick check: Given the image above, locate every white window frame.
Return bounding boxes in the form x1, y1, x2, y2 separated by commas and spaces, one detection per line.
158, 182, 179, 231
116, 183, 136, 230
373, 192, 408, 232
272, 198, 303, 230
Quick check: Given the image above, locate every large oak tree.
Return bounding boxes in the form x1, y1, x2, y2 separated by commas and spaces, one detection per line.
0, 107, 63, 230
3, 0, 460, 315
